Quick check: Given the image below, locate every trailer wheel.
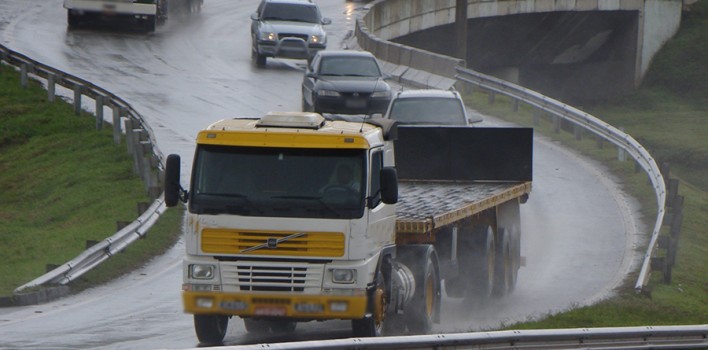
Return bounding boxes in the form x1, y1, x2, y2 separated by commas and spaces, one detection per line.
466, 226, 495, 300
194, 314, 228, 345
352, 270, 386, 337
398, 245, 440, 335
492, 228, 512, 297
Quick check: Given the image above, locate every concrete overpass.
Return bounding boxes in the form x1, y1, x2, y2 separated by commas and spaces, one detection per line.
357, 0, 683, 102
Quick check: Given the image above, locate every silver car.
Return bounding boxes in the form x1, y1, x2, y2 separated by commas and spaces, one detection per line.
384, 89, 483, 126
250, 0, 331, 67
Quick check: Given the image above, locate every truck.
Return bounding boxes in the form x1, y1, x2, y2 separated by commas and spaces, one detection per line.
163, 112, 533, 344
63, 0, 203, 32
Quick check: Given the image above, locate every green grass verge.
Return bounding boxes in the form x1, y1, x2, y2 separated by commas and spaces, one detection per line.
0, 64, 183, 298
459, 0, 707, 327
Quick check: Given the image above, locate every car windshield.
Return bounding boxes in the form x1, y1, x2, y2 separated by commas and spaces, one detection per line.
262, 3, 319, 23
387, 97, 467, 125
318, 56, 381, 77
189, 145, 366, 219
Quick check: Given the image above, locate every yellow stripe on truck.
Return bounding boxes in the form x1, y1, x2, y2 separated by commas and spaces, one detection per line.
183, 291, 368, 319
197, 130, 370, 149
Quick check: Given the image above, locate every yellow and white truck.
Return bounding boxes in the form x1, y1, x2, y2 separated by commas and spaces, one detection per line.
164, 112, 533, 344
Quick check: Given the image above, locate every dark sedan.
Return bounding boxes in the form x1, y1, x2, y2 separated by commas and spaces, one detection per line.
301, 50, 391, 115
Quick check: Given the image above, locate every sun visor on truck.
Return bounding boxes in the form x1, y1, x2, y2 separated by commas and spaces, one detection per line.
394, 126, 533, 182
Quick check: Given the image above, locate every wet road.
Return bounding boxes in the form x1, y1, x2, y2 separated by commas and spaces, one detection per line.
0, 1, 643, 348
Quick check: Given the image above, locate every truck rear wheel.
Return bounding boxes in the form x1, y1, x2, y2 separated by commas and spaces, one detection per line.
194, 314, 228, 345
492, 228, 512, 297
466, 226, 495, 300
67, 12, 80, 29
397, 245, 440, 335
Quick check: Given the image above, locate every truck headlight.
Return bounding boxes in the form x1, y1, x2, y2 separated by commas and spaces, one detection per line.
331, 269, 356, 284
190, 264, 215, 280
310, 34, 324, 44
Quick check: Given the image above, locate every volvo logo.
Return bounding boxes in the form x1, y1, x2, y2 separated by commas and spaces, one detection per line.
240, 232, 306, 253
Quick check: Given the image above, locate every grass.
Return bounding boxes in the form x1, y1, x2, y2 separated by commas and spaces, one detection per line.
0, 64, 183, 299
460, 0, 708, 327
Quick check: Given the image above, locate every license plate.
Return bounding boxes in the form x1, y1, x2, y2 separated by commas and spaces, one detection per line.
345, 99, 367, 108
254, 306, 286, 316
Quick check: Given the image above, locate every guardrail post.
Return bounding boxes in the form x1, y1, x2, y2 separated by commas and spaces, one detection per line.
112, 105, 123, 145
512, 98, 519, 112
132, 129, 146, 179
20, 63, 28, 88
47, 74, 56, 102
574, 124, 582, 140
140, 138, 157, 191
488, 91, 496, 104
125, 118, 135, 156
95, 95, 104, 130
73, 84, 83, 115
617, 127, 627, 161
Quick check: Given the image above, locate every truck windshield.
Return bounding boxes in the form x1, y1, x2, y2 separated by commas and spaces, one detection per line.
189, 145, 366, 219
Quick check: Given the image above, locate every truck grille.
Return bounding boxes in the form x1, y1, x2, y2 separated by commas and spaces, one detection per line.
221, 261, 324, 293
201, 229, 345, 257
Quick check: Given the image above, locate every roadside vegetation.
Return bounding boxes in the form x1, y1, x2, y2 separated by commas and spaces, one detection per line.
464, 0, 707, 327
0, 64, 183, 300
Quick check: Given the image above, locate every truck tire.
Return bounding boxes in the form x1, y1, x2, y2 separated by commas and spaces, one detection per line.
351, 270, 386, 337
397, 245, 440, 335
492, 228, 512, 297
194, 314, 228, 345
465, 226, 495, 300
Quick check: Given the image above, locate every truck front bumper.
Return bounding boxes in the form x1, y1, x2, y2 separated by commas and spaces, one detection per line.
183, 290, 368, 320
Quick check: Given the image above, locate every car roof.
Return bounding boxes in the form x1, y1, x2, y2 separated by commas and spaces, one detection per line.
315, 50, 376, 58
393, 89, 459, 99
263, 0, 315, 5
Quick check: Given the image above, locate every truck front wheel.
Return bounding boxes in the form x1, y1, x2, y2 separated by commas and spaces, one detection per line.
194, 314, 228, 345
352, 270, 386, 337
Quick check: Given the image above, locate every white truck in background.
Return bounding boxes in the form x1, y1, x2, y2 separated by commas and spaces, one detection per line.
63, 0, 202, 32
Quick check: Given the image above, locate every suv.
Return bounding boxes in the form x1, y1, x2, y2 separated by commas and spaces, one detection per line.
250, 0, 331, 67
301, 50, 392, 115
384, 89, 482, 126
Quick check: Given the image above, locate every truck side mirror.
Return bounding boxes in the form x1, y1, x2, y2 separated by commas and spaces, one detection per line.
380, 167, 398, 205
164, 154, 183, 207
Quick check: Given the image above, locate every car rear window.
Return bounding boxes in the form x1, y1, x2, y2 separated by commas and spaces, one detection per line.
319, 57, 381, 77
388, 97, 466, 125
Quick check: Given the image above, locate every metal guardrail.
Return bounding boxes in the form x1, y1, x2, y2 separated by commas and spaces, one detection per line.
0, 43, 166, 297
355, 0, 668, 294
189, 325, 708, 349
453, 67, 667, 293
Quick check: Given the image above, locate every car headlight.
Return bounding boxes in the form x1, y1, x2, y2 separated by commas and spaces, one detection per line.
317, 90, 340, 97
310, 34, 324, 44
331, 269, 356, 284
261, 32, 277, 41
371, 90, 391, 98
189, 264, 215, 280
